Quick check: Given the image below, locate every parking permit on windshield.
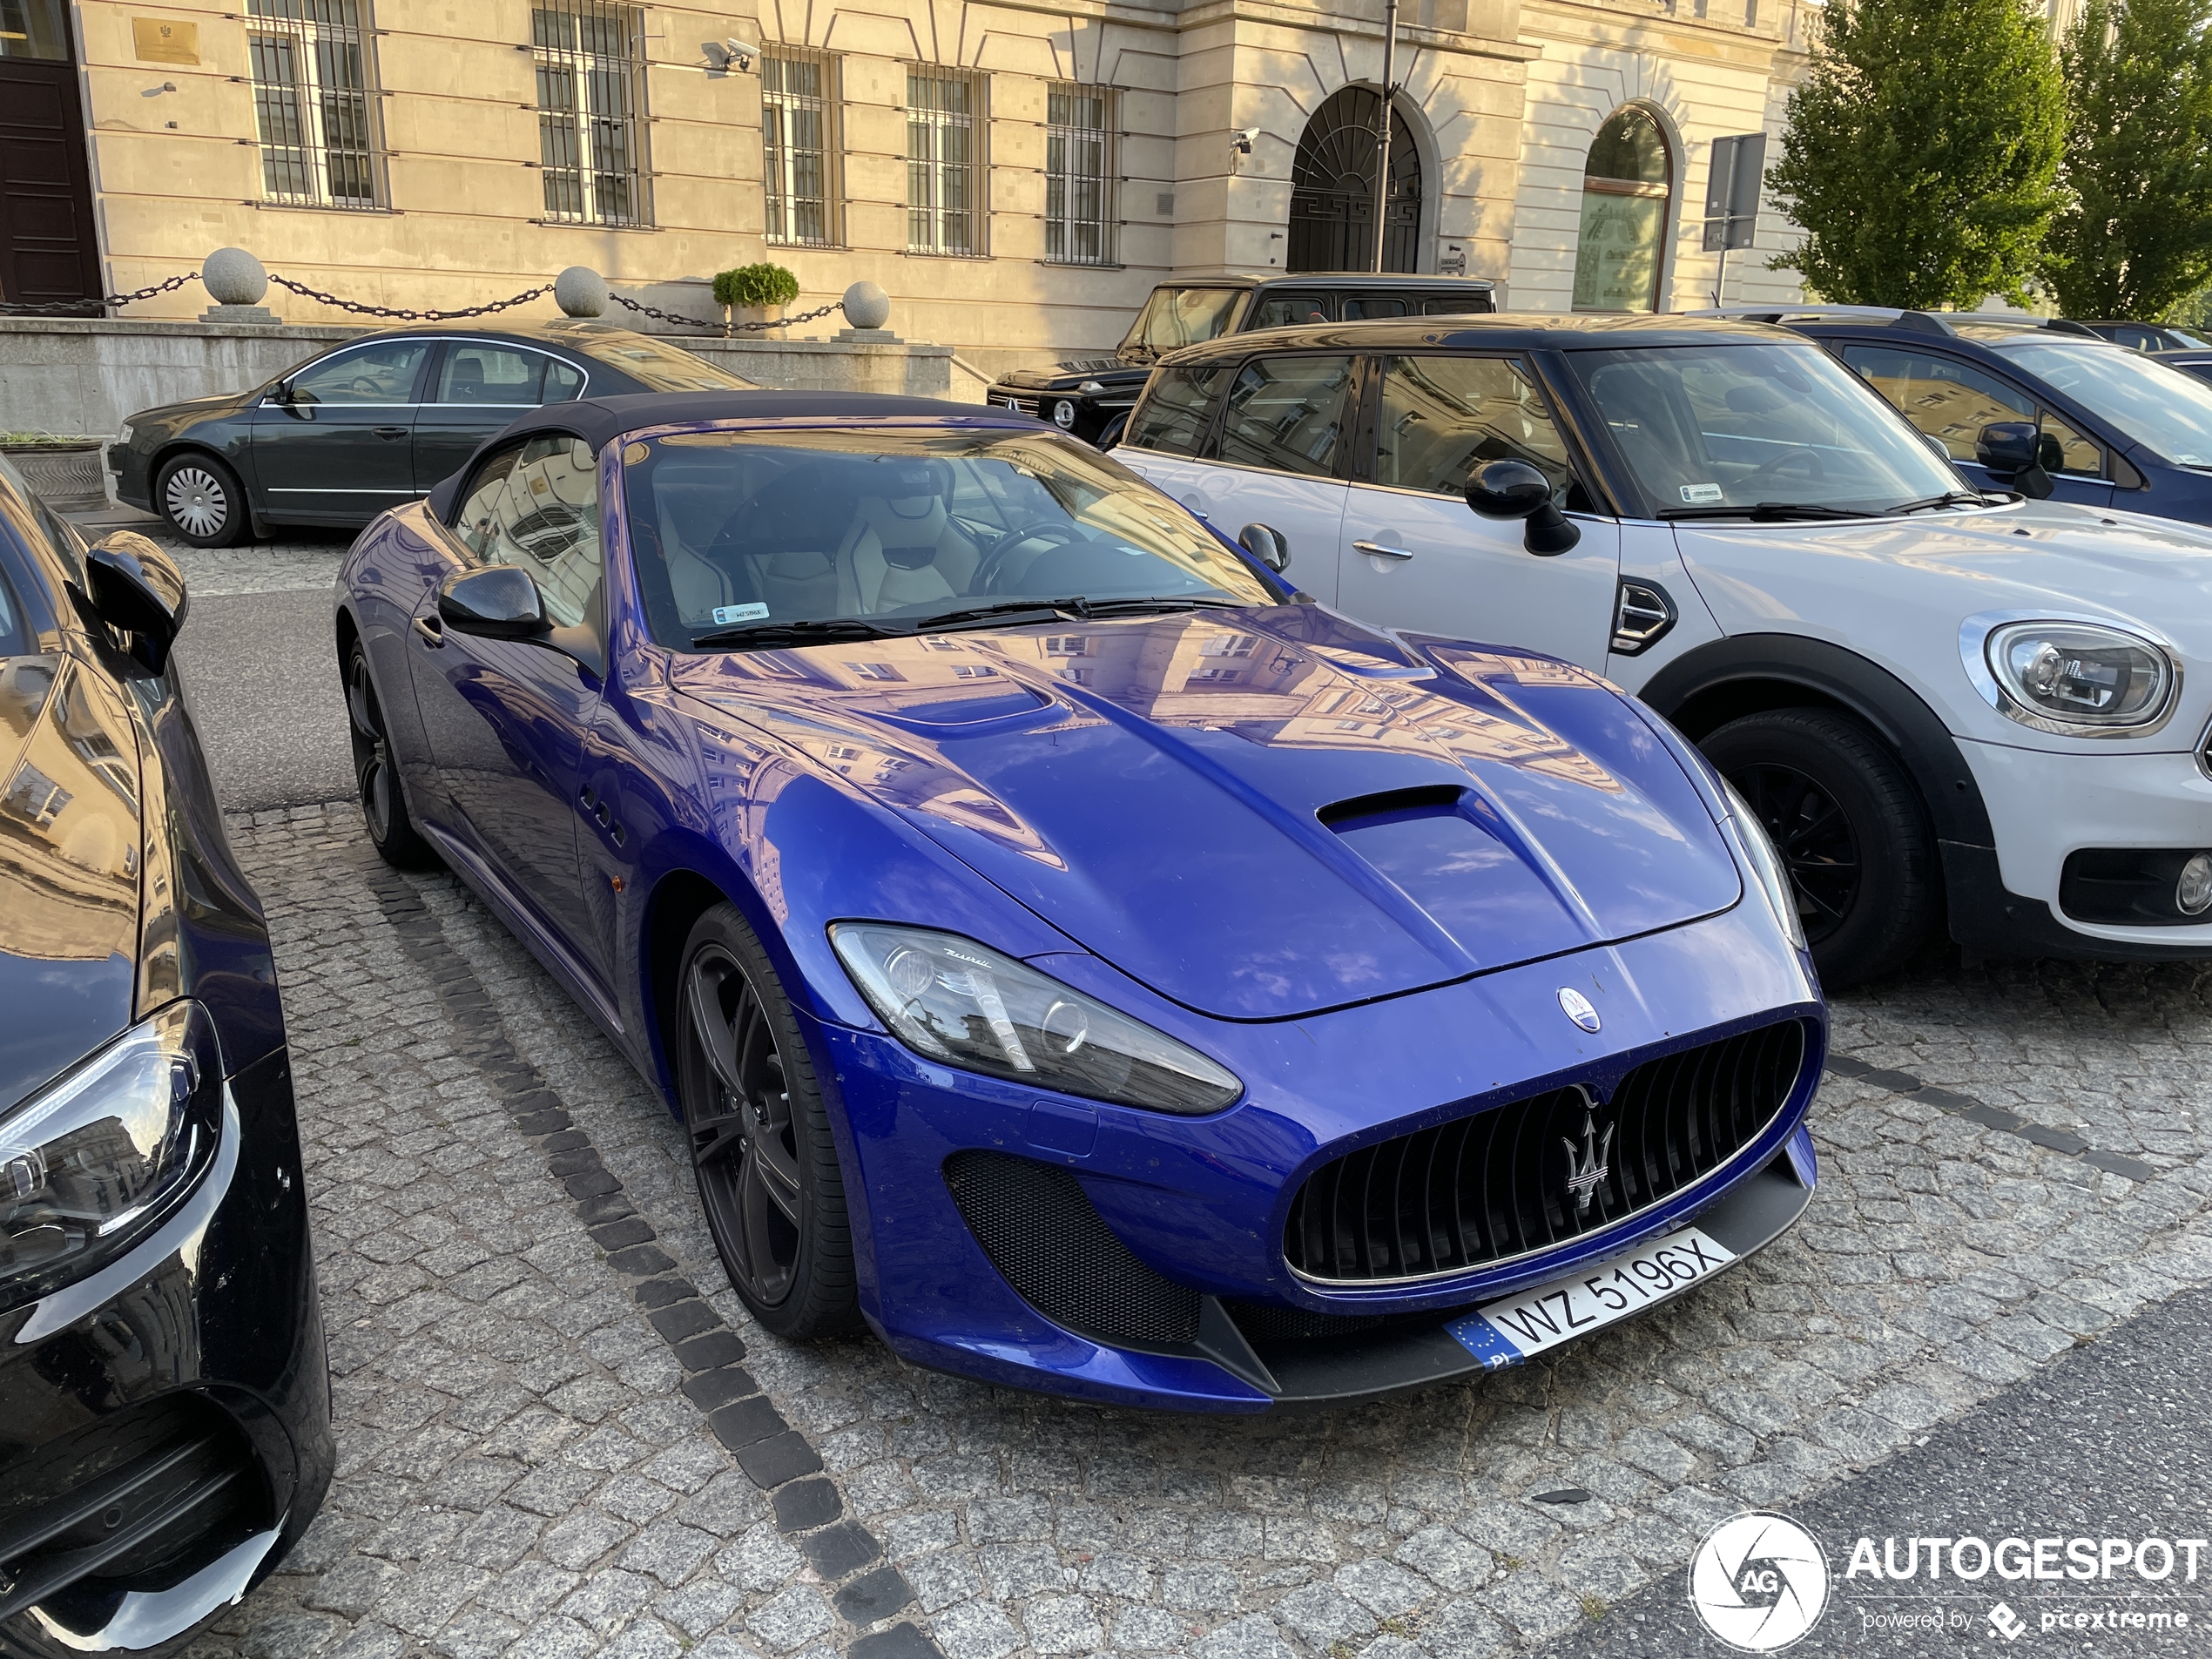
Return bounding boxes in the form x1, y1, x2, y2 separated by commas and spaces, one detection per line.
1444, 1226, 1737, 1366
1679, 482, 1724, 504
712, 603, 771, 625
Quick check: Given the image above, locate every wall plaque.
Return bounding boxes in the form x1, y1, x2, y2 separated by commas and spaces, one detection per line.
132, 18, 200, 65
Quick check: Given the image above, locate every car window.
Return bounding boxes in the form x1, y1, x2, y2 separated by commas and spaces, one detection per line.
1250, 293, 1332, 329
2037, 409, 2102, 476
1376, 355, 1572, 498
0, 561, 28, 657
570, 333, 758, 392
1838, 346, 2034, 462
436, 345, 586, 407
0, 453, 84, 586
1423, 295, 1490, 316
1218, 354, 1356, 478
289, 340, 432, 406
452, 434, 603, 627
2110, 327, 2161, 352
1991, 337, 2212, 468
1123, 367, 1231, 456
1119, 287, 1248, 358
619, 426, 1278, 647
1344, 296, 1408, 320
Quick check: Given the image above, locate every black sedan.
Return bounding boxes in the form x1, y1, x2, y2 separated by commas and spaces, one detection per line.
0, 455, 330, 1650
109, 319, 757, 547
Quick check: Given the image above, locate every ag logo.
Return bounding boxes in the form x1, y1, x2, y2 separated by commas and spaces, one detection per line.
1688, 1511, 1831, 1651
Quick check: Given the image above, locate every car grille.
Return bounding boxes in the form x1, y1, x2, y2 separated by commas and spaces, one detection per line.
988, 394, 1042, 416
1284, 1020, 1807, 1285
946, 1150, 1202, 1345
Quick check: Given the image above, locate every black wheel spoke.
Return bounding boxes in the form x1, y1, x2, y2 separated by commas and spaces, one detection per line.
1729, 759, 1863, 948
686, 956, 749, 1099
689, 1107, 749, 1170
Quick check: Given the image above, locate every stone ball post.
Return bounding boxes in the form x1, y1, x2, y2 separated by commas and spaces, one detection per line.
203, 247, 268, 307
841, 280, 891, 332
556, 266, 609, 319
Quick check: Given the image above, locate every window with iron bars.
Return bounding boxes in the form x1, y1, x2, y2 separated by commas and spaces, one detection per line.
907, 66, 987, 256
763, 45, 841, 246
246, 0, 384, 209
533, 2, 650, 227
1046, 84, 1117, 266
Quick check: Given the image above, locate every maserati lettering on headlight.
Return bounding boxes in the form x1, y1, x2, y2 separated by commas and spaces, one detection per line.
1979, 620, 2176, 734
831, 923, 1242, 1114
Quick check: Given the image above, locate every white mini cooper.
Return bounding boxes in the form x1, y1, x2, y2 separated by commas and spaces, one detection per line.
1113, 314, 2212, 987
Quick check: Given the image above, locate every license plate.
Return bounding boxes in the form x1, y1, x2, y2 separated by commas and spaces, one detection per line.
1443, 1225, 1736, 1369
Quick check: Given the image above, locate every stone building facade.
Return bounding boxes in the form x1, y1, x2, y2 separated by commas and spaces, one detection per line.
2, 0, 1813, 374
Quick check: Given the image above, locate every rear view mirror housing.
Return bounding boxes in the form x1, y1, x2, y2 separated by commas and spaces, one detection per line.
1975, 421, 2054, 499
1238, 523, 1291, 573
1465, 459, 1581, 556
83, 530, 188, 676
438, 565, 549, 639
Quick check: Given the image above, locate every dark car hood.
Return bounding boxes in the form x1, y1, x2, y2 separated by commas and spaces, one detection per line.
136, 385, 264, 429
997, 362, 1148, 391
671, 608, 1742, 1020
1, 655, 141, 1111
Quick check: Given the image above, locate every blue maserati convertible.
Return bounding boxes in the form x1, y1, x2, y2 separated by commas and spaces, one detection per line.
334, 391, 1825, 1411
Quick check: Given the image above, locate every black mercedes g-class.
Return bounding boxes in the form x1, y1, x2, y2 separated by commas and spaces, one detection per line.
986, 273, 1497, 445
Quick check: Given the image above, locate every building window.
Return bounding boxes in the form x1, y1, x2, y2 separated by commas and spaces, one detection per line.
907, 66, 986, 256
1046, 84, 1116, 266
1572, 106, 1672, 314
533, 1, 649, 227
764, 46, 841, 246
246, 0, 383, 209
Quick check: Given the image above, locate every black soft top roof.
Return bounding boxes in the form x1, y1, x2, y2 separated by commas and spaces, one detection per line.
422, 391, 1029, 522
1158, 310, 1800, 362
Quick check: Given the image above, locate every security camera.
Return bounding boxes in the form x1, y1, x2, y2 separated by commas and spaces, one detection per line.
1231, 127, 1258, 155
725, 37, 758, 70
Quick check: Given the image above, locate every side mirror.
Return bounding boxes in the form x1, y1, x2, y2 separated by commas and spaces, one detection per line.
1238, 523, 1291, 573
1465, 459, 1581, 556
438, 565, 547, 639
84, 531, 188, 675
1975, 421, 2054, 499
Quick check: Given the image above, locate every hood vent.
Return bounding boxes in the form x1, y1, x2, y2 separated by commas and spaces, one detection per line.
1317, 785, 1466, 832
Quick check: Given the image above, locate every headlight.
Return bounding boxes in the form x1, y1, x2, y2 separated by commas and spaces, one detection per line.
1, 1000, 224, 1308
1981, 620, 2176, 733
1720, 780, 1808, 951
115, 422, 135, 448
830, 923, 1242, 1114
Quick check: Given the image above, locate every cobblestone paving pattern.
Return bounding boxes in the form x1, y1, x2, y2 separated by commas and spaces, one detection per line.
188, 803, 2212, 1659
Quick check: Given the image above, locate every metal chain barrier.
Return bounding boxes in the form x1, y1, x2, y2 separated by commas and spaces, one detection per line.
266, 275, 554, 322
610, 293, 845, 334
0, 273, 200, 316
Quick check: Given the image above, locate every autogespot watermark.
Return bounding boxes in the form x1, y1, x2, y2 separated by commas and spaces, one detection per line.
1687, 1514, 2209, 1649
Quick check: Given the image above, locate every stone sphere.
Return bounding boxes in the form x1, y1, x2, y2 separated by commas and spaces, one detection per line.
203, 246, 267, 307
841, 280, 890, 331
555, 266, 608, 318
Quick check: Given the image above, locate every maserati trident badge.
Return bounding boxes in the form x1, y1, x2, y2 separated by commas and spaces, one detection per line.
1557, 987, 1601, 1033
1563, 1111, 1614, 1216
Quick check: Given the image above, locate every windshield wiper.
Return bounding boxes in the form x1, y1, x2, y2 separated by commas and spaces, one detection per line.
1892, 490, 1997, 513
690, 617, 908, 650
905, 596, 1248, 635
1659, 501, 1878, 522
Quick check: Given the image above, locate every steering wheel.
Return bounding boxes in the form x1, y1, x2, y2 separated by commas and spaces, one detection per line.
1741, 447, 1826, 485
974, 521, 1084, 593
349, 376, 383, 397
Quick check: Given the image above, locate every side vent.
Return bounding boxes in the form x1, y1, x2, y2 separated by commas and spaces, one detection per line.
1611, 578, 1677, 655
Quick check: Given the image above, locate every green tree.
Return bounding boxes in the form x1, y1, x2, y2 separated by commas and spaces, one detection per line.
2042, 0, 2212, 319
1766, 0, 2067, 309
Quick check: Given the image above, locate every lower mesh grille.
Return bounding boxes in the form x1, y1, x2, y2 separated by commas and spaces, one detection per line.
1285, 1020, 1807, 1284
945, 1151, 1202, 1345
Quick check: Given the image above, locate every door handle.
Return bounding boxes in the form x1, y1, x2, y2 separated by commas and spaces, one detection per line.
411, 613, 444, 646
374, 426, 408, 440
1353, 540, 1416, 561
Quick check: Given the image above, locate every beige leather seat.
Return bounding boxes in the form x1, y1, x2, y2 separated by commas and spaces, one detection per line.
833, 495, 981, 615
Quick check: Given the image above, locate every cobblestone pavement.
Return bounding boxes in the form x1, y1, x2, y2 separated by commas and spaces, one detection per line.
184, 801, 2212, 1659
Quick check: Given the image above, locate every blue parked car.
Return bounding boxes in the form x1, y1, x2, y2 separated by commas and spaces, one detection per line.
1706, 306, 2212, 525
334, 390, 1824, 1411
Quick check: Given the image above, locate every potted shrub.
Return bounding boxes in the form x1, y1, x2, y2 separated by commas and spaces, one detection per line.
1, 432, 109, 512
713, 264, 800, 337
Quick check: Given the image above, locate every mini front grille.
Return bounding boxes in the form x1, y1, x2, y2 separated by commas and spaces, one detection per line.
1285, 1020, 1806, 1285
946, 1150, 1202, 1345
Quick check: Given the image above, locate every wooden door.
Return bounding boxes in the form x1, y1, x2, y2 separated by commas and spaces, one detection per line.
0, 45, 102, 312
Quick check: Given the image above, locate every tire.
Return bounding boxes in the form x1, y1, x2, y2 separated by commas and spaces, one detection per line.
676, 903, 858, 1339
154, 452, 250, 548
343, 637, 435, 868
1699, 707, 1937, 989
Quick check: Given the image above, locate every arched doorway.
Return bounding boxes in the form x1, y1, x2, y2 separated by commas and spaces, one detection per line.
1571, 106, 1673, 313
1288, 86, 1421, 273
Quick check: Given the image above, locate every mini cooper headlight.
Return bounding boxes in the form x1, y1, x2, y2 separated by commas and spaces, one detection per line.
1721, 780, 1808, 951
1982, 621, 2176, 733
830, 923, 1242, 1114
1, 1000, 223, 1306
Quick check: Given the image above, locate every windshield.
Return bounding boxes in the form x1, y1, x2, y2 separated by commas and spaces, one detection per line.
1121, 288, 1247, 361
1993, 339, 2212, 467
575, 332, 759, 393
623, 427, 1278, 649
1568, 342, 1966, 516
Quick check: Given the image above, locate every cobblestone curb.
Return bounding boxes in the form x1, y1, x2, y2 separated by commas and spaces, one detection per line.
1823, 1053, 2157, 1183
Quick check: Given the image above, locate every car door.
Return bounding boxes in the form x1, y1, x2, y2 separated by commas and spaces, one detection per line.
1838, 342, 2116, 510
408, 431, 606, 970
249, 337, 434, 522
1334, 351, 1622, 667
414, 341, 589, 496
1115, 354, 1357, 602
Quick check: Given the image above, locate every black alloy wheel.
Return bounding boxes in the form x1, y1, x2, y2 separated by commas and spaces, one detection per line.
154, 452, 250, 548
676, 905, 857, 1338
1700, 707, 1937, 988
344, 639, 435, 868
